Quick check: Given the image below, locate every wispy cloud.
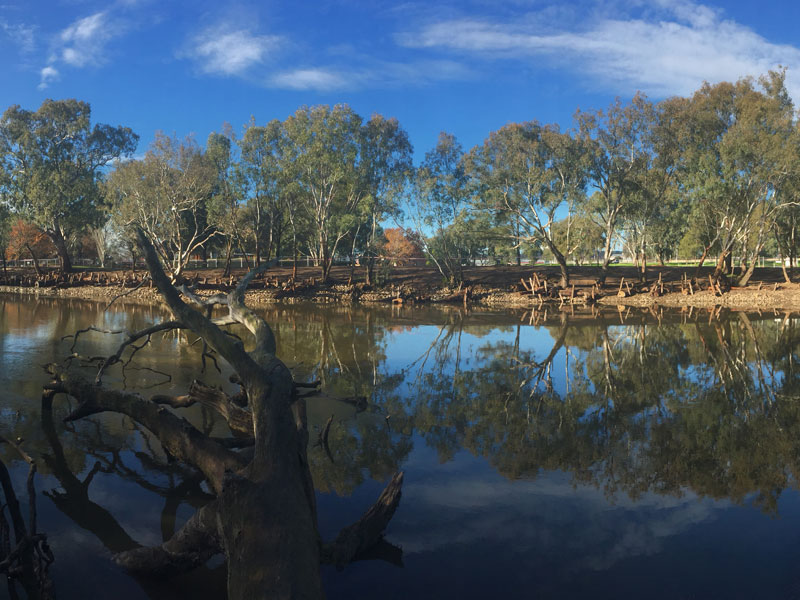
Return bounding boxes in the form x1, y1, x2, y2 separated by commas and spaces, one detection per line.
269, 59, 472, 91
39, 10, 127, 89
183, 26, 282, 76
271, 68, 347, 91
59, 11, 113, 67
397, 0, 800, 100
0, 19, 35, 53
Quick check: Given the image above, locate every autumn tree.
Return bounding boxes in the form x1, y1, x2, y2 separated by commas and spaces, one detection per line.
5, 219, 57, 274
0, 99, 137, 273
383, 227, 424, 263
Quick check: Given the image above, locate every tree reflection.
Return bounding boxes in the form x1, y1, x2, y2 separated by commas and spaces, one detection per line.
389, 308, 800, 515
3, 299, 800, 598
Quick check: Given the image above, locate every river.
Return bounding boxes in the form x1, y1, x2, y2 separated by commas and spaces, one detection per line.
1, 295, 799, 599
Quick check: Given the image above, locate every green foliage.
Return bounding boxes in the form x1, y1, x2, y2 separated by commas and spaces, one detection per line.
106, 132, 216, 278
465, 121, 587, 281
0, 99, 137, 271
674, 70, 799, 282
410, 132, 470, 284
548, 214, 604, 265
575, 93, 654, 276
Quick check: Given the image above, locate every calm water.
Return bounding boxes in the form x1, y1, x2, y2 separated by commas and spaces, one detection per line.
1, 296, 800, 599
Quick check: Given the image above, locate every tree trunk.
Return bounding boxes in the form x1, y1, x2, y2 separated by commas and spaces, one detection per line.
49, 228, 73, 274
713, 247, 731, 278
25, 243, 43, 276
693, 243, 712, 279
292, 233, 298, 280
598, 231, 613, 285
546, 240, 570, 287
737, 261, 757, 287
640, 240, 647, 284
223, 238, 234, 277
775, 230, 792, 284
42, 230, 406, 599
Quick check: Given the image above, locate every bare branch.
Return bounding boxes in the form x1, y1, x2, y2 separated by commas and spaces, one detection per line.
113, 501, 222, 577
151, 380, 254, 436
44, 367, 246, 494
321, 472, 404, 568
136, 229, 262, 383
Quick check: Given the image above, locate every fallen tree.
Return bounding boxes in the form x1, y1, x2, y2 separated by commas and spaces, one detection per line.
42, 229, 403, 599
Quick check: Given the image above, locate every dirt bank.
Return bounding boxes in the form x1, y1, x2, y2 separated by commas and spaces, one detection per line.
1, 264, 798, 311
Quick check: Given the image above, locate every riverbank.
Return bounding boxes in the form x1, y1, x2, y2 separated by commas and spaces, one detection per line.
1, 264, 799, 310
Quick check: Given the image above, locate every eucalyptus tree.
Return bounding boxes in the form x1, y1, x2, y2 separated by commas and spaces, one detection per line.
237, 119, 290, 267
357, 114, 413, 285
281, 105, 366, 283
466, 122, 586, 286
774, 196, 800, 282
207, 129, 250, 275
0, 99, 137, 273
620, 96, 685, 280
106, 132, 217, 280
677, 71, 798, 284
410, 132, 469, 285
549, 214, 605, 265
575, 93, 653, 283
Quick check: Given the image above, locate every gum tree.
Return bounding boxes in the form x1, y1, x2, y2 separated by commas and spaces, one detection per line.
282, 105, 365, 283
677, 71, 799, 285
106, 133, 217, 280
0, 99, 137, 273
466, 121, 586, 287
410, 132, 469, 285
575, 93, 652, 284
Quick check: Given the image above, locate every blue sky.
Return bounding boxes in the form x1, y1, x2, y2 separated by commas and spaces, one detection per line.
2, 0, 800, 160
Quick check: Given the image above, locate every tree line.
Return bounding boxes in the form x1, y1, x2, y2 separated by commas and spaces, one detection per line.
2, 70, 800, 287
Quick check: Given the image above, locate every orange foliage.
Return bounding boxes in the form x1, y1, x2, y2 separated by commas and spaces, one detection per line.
5, 220, 56, 260
383, 228, 424, 261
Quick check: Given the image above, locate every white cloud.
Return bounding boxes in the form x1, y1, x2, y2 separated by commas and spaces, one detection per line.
397, 1, 800, 101
269, 60, 472, 91
185, 27, 281, 76
270, 68, 349, 90
58, 11, 115, 67
38, 10, 125, 88
37, 65, 58, 90
0, 19, 35, 52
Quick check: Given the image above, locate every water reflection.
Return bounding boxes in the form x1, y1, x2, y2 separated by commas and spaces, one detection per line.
1, 296, 800, 598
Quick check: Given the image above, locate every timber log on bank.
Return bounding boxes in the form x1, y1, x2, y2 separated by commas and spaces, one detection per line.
3, 264, 800, 310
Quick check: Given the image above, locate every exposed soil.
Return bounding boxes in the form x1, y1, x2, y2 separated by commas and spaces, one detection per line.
1, 264, 799, 311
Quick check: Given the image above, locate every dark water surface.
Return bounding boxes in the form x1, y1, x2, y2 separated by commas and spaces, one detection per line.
1, 295, 800, 599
